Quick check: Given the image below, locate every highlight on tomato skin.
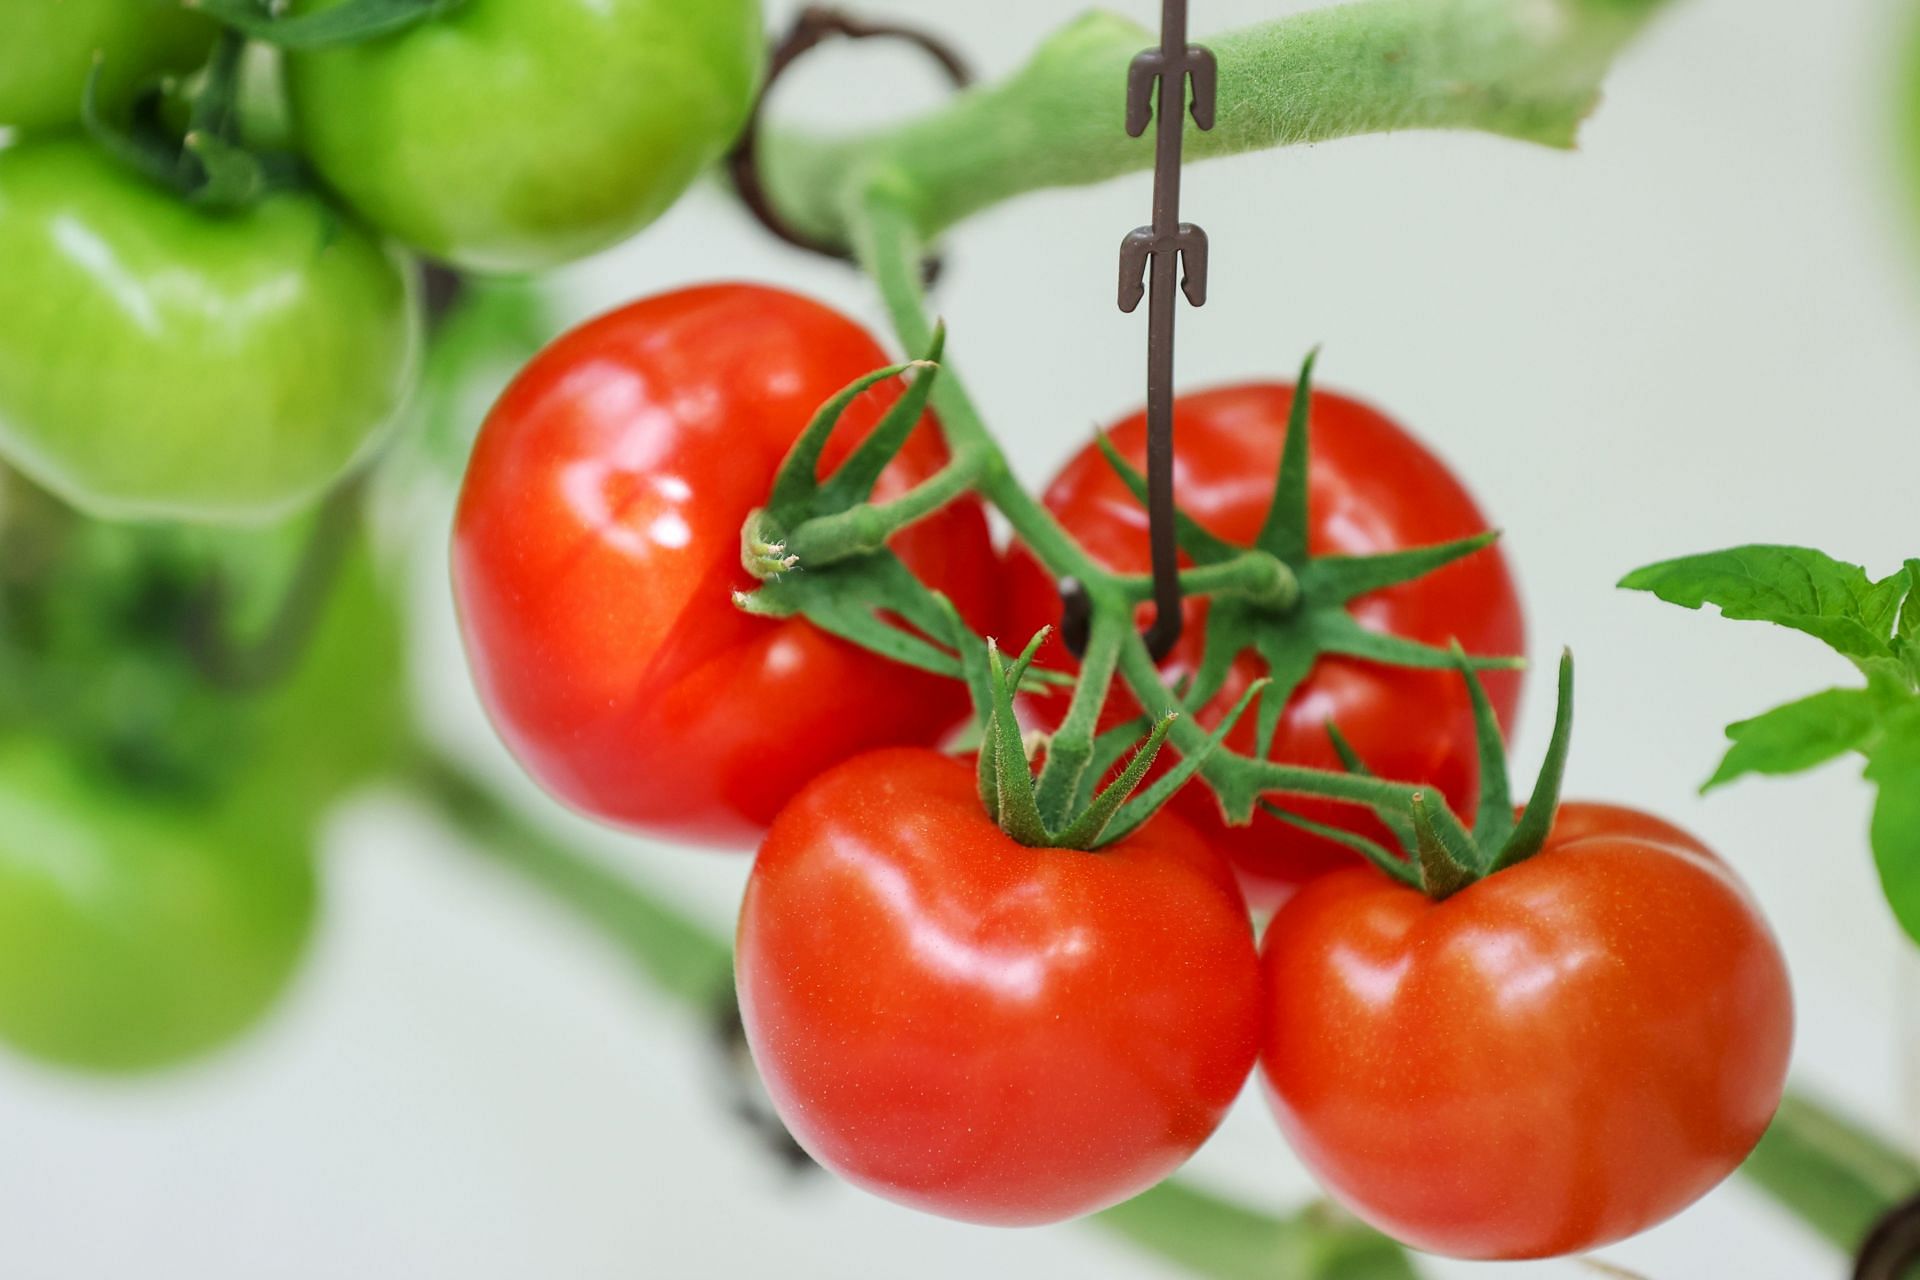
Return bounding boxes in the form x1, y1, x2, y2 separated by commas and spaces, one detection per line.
451, 285, 998, 851
1000, 381, 1525, 910
1257, 801, 1793, 1261
734, 747, 1263, 1227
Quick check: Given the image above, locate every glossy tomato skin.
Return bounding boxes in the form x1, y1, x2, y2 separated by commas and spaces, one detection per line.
285, 0, 762, 272
453, 285, 996, 849
0, 140, 421, 524
1258, 804, 1792, 1260
737, 748, 1261, 1225
1002, 384, 1525, 908
0, 738, 316, 1073
0, 0, 215, 133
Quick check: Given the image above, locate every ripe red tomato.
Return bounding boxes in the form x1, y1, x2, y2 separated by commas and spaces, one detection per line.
735, 747, 1262, 1225
453, 286, 996, 847
1002, 383, 1524, 908
1258, 802, 1792, 1260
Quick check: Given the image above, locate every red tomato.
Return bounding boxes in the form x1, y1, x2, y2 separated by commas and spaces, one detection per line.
735, 748, 1262, 1225
1258, 803, 1793, 1260
453, 285, 996, 848
1001, 384, 1525, 908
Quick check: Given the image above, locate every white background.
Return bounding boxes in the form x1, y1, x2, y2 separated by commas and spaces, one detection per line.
4, 0, 1920, 1276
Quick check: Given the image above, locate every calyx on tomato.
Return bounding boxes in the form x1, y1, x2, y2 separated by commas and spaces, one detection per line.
1274, 648, 1576, 898
80, 30, 301, 211
967, 628, 1260, 851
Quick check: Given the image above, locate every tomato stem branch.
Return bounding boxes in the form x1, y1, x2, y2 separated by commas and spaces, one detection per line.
783, 446, 991, 568
763, 0, 1677, 250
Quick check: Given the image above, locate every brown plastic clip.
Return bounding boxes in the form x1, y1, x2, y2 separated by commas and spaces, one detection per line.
1064, 0, 1216, 662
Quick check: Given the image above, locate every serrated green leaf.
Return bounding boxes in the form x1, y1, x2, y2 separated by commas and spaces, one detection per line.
1620, 546, 1909, 667
1254, 349, 1318, 564
1094, 432, 1239, 565
1705, 686, 1886, 792
1899, 559, 1920, 689
1866, 708, 1920, 947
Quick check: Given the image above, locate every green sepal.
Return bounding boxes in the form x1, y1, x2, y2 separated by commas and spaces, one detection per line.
1263, 802, 1421, 888
985, 636, 1051, 845
1104, 679, 1267, 845
1253, 348, 1317, 563
767, 362, 922, 515
1094, 433, 1239, 565
735, 551, 964, 680
1705, 684, 1890, 793
1299, 530, 1502, 605
1324, 722, 1417, 854
1078, 717, 1153, 812
1621, 547, 1914, 676
816, 326, 946, 512
1411, 794, 1476, 899
1488, 650, 1575, 873
1054, 713, 1179, 848
186, 0, 465, 49
1452, 641, 1515, 849
1313, 610, 1522, 676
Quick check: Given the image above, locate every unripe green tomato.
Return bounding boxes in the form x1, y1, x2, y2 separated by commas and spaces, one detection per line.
0, 0, 216, 134
284, 0, 763, 273
0, 738, 317, 1073
0, 139, 422, 524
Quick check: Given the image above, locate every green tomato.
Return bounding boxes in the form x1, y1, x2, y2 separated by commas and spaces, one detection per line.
0, 139, 422, 524
0, 0, 216, 134
0, 737, 316, 1073
284, 0, 763, 273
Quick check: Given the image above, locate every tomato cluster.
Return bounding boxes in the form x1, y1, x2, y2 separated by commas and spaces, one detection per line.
0, 0, 762, 523
454, 283, 1793, 1257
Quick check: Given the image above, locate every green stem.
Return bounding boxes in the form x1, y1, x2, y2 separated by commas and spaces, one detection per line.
784, 447, 991, 568
765, 0, 1676, 248
1034, 607, 1125, 827
403, 746, 1413, 1277
1740, 1092, 1920, 1253
1123, 551, 1300, 609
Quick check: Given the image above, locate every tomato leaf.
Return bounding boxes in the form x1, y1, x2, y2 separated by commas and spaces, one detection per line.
1620, 547, 1913, 673
1704, 685, 1889, 792
1253, 348, 1317, 563
1899, 559, 1920, 687
1866, 707, 1920, 946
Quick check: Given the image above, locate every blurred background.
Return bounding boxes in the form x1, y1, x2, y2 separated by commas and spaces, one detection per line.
3, 0, 1920, 1276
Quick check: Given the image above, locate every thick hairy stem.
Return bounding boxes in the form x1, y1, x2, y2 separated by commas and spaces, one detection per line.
764, 0, 1676, 247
